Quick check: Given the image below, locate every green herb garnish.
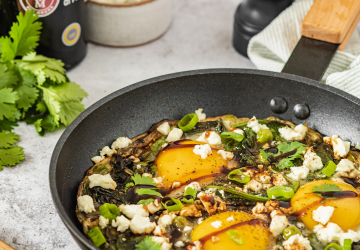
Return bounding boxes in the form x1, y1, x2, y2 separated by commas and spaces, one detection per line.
137, 198, 155, 205
260, 141, 306, 169
183, 187, 197, 203
0, 10, 87, 170
135, 236, 162, 250
161, 197, 183, 212
312, 183, 341, 200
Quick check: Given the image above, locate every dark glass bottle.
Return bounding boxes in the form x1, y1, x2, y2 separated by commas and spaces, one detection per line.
17, 0, 87, 70
0, 0, 18, 37
233, 0, 294, 57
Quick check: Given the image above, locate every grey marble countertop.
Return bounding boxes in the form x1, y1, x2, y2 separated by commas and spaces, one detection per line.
0, 0, 254, 249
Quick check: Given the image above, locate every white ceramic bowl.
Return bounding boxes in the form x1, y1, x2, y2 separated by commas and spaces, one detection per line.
86, 0, 173, 47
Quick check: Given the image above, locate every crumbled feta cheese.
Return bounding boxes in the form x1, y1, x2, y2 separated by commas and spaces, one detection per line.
91, 155, 105, 163
153, 226, 167, 236
217, 150, 234, 160
193, 144, 212, 159
119, 204, 149, 219
185, 181, 201, 191
272, 173, 288, 186
356, 142, 360, 150
195, 108, 206, 121
219, 190, 225, 198
312, 206, 334, 225
314, 222, 360, 246
324, 136, 350, 159
196, 131, 222, 145
100, 146, 115, 157
174, 241, 185, 248
269, 210, 289, 236
279, 124, 307, 141
157, 122, 171, 135
210, 221, 222, 229
183, 226, 192, 232
233, 129, 244, 135
303, 148, 323, 171
77, 195, 95, 213
283, 235, 312, 250
166, 128, 183, 142
197, 218, 203, 224
204, 188, 217, 195
152, 237, 172, 250
130, 215, 156, 234
111, 137, 132, 150
244, 179, 263, 192
287, 166, 309, 181
142, 173, 152, 178
161, 143, 168, 148
227, 216, 234, 222
336, 159, 355, 172
172, 181, 181, 188
88, 173, 117, 190
158, 214, 176, 228
313, 223, 343, 244
99, 215, 109, 228
247, 116, 270, 133
112, 215, 131, 232
147, 201, 163, 214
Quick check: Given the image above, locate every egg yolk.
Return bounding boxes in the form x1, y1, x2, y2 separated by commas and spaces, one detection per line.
191, 211, 271, 250
291, 180, 360, 231
155, 140, 228, 186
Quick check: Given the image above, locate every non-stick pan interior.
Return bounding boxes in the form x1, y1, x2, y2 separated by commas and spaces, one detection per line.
49, 69, 360, 249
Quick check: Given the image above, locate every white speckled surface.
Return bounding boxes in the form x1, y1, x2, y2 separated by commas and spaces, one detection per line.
0, 0, 254, 249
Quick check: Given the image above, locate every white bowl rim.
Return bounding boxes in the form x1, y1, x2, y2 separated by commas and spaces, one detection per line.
87, 0, 156, 8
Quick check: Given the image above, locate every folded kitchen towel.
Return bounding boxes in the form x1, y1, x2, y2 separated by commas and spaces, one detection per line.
247, 0, 360, 98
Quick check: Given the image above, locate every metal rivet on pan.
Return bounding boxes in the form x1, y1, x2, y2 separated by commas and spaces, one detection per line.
270, 97, 288, 114
293, 104, 310, 119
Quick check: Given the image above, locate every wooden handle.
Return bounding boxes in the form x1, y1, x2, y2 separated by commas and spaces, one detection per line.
0, 240, 15, 250
302, 0, 360, 48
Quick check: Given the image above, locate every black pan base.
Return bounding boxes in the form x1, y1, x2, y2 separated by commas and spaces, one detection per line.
49, 69, 360, 249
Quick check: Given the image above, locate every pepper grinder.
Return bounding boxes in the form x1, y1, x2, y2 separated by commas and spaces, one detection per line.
233, 0, 295, 57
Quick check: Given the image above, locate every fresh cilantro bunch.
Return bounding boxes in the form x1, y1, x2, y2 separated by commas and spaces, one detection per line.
260, 141, 306, 169
0, 10, 88, 170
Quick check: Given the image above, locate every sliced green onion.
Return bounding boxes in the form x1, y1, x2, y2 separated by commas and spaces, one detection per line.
282, 225, 302, 240
343, 239, 353, 250
228, 169, 250, 184
257, 129, 274, 143
205, 185, 270, 202
161, 197, 183, 211
267, 186, 294, 201
178, 113, 199, 132
220, 132, 245, 142
324, 243, 342, 250
321, 161, 337, 177
183, 187, 197, 203
137, 198, 155, 205
88, 227, 106, 247
99, 203, 121, 221
226, 229, 244, 245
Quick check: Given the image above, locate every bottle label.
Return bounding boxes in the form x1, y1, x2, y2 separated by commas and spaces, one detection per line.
19, 0, 60, 17
62, 22, 81, 46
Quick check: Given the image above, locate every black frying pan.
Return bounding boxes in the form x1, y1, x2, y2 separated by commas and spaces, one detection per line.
49, 2, 360, 250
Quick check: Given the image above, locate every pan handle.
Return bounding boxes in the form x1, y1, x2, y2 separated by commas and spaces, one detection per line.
302, 0, 360, 50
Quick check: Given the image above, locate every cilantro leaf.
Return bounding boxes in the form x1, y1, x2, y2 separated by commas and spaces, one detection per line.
136, 188, 162, 196
33, 114, 57, 136
36, 103, 47, 113
58, 101, 85, 126
39, 82, 88, 126
0, 88, 19, 120
14, 67, 38, 111
0, 131, 19, 148
0, 63, 19, 88
137, 199, 155, 205
0, 146, 25, 168
0, 10, 42, 61
135, 236, 161, 250
0, 119, 18, 132
131, 173, 156, 186
312, 183, 341, 193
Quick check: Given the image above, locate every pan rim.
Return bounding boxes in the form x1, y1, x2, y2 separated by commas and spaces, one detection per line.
49, 68, 360, 249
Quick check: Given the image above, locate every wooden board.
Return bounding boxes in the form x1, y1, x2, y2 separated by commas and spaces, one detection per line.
302, 0, 360, 44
